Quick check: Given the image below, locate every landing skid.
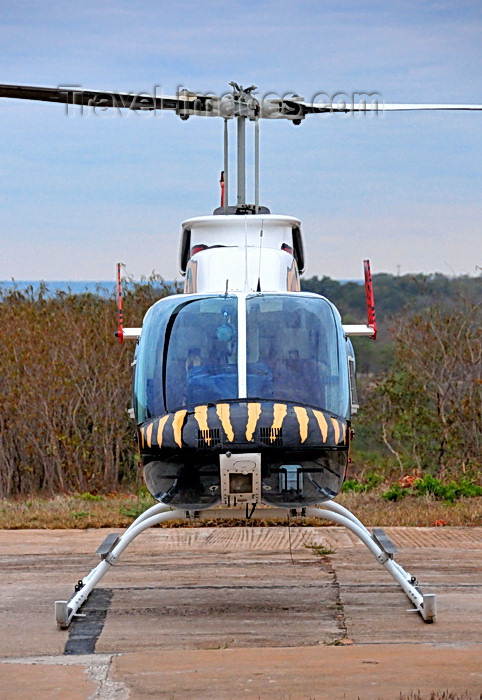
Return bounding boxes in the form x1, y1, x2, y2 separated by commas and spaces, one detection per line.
54, 500, 436, 629
307, 503, 436, 622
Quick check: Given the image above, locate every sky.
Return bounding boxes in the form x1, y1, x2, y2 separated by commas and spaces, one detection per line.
0, 0, 481, 281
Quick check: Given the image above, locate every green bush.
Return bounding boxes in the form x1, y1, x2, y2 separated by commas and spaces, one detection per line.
342, 472, 383, 493
383, 475, 482, 503
414, 475, 482, 503
357, 295, 481, 475
341, 479, 365, 493
382, 483, 408, 502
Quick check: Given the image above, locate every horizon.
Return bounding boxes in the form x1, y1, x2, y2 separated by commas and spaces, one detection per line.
1, 267, 480, 287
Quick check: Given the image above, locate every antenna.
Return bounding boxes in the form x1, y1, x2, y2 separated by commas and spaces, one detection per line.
257, 219, 264, 291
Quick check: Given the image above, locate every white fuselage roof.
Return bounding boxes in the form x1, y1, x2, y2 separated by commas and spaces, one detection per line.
180, 214, 304, 294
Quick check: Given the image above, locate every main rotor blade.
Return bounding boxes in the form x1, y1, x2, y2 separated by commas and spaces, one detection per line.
298, 101, 482, 114
1, 84, 482, 121
263, 98, 482, 121
0, 83, 201, 112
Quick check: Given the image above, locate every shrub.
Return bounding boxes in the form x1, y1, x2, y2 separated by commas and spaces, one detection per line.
342, 472, 383, 493
383, 475, 482, 503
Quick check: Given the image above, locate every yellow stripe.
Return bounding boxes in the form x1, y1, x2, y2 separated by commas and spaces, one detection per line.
246, 402, 262, 441
293, 406, 309, 443
216, 403, 234, 442
146, 423, 153, 448
194, 405, 210, 445
157, 415, 170, 448
330, 417, 340, 444
140, 427, 145, 449
172, 410, 187, 448
313, 410, 328, 442
341, 422, 347, 445
270, 403, 287, 442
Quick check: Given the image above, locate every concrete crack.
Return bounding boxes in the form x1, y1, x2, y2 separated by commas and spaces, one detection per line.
86, 653, 129, 700
326, 555, 348, 641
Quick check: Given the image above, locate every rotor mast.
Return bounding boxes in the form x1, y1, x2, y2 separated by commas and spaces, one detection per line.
236, 115, 246, 208
228, 82, 260, 213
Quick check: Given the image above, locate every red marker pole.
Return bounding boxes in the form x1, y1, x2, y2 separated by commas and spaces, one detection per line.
220, 170, 225, 208
116, 262, 124, 344
363, 259, 377, 340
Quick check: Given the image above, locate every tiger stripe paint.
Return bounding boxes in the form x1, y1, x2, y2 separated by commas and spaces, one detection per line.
172, 410, 187, 448
330, 417, 340, 444
194, 405, 211, 445
157, 414, 170, 448
139, 401, 347, 451
271, 403, 287, 442
246, 402, 262, 441
146, 422, 154, 448
293, 406, 309, 443
313, 409, 328, 442
216, 403, 234, 442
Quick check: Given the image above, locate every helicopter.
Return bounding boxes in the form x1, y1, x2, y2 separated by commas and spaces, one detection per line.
1, 81, 481, 629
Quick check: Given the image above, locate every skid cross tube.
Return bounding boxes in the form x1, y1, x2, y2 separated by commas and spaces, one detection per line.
307, 504, 436, 622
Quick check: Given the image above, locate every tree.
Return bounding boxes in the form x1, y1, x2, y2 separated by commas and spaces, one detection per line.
359, 297, 481, 474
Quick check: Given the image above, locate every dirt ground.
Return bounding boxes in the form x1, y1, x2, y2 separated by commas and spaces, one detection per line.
0, 525, 481, 699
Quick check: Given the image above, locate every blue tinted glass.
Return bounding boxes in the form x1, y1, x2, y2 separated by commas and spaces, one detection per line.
246, 294, 349, 417
134, 296, 238, 421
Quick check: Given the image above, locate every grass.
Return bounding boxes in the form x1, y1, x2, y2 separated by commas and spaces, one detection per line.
337, 491, 481, 527
304, 543, 337, 556
0, 490, 480, 529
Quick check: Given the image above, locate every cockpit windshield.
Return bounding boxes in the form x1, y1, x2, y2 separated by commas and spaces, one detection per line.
133, 292, 349, 423
246, 294, 348, 417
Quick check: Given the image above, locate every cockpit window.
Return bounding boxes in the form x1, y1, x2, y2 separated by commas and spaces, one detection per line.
165, 297, 238, 410
246, 295, 349, 417
134, 296, 238, 421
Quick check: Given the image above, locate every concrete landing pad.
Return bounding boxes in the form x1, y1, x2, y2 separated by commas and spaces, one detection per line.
0, 526, 481, 699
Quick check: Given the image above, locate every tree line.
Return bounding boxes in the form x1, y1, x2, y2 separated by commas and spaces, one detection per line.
0, 278, 171, 497
0, 273, 480, 496
301, 272, 482, 375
